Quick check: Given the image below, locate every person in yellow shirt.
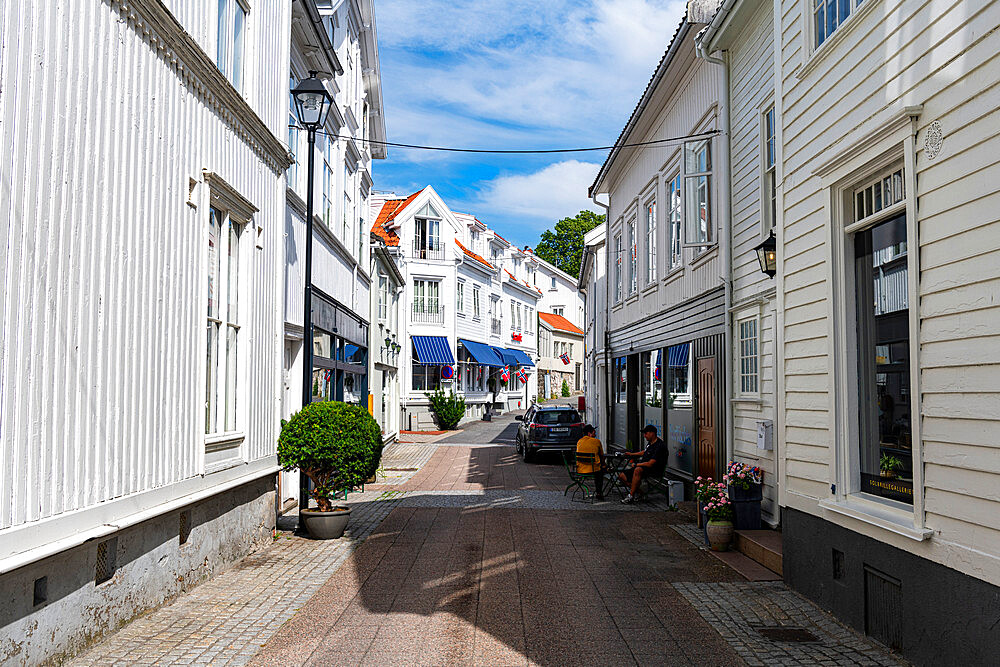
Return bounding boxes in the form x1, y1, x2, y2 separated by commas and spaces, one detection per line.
576, 424, 606, 500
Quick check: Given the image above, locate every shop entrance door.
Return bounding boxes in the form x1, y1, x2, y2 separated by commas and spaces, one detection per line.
696, 357, 716, 479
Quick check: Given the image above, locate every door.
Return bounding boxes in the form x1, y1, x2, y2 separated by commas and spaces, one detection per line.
696, 357, 716, 479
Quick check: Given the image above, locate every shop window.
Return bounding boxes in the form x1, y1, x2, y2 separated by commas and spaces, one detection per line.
641, 350, 662, 434
615, 357, 627, 404
666, 343, 691, 408
311, 368, 334, 402
854, 212, 912, 504
411, 362, 443, 392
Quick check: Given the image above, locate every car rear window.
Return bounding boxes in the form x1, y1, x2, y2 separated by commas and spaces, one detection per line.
535, 410, 581, 425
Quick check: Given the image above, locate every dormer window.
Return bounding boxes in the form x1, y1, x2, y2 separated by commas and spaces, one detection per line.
413, 203, 442, 260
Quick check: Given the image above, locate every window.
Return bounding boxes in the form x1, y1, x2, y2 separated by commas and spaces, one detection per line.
516, 303, 522, 331
358, 191, 367, 259
458, 346, 486, 393
510, 302, 516, 329
627, 218, 637, 294
615, 357, 627, 404
288, 75, 299, 189
473, 286, 481, 319
378, 274, 388, 321
553, 306, 565, 317
668, 173, 682, 269
550, 276, 557, 290
666, 343, 692, 407
645, 200, 656, 284
411, 362, 443, 392
854, 211, 912, 504
814, 0, 861, 48
614, 234, 623, 301
205, 206, 244, 435
854, 167, 905, 224
216, 0, 247, 90
456, 282, 465, 314
414, 214, 441, 259
683, 139, 713, 246
526, 306, 533, 333
737, 316, 760, 395
763, 107, 777, 231
413, 280, 440, 313
322, 139, 334, 228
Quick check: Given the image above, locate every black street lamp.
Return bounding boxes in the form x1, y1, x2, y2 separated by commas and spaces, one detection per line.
753, 230, 777, 278
291, 71, 334, 522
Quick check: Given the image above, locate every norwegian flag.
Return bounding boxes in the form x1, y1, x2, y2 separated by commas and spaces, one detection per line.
500, 366, 510, 383
559, 352, 570, 365
516, 368, 528, 384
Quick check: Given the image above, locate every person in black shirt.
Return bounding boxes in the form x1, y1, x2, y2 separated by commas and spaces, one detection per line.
619, 425, 668, 504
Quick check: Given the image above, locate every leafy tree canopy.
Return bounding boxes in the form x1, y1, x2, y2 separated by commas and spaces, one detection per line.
533, 210, 604, 279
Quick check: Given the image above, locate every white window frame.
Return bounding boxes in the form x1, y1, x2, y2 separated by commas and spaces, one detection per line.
473, 285, 481, 320
550, 276, 557, 291
378, 274, 388, 321
552, 306, 565, 317
683, 138, 714, 248
287, 73, 299, 191
734, 307, 761, 399
413, 279, 440, 314
627, 218, 637, 295
322, 138, 335, 229
812, 0, 862, 50
668, 172, 683, 270
456, 280, 465, 315
645, 198, 656, 284
761, 104, 777, 235
614, 233, 623, 302
216, 0, 248, 91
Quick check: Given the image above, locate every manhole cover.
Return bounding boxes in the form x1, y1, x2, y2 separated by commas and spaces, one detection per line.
756, 627, 820, 642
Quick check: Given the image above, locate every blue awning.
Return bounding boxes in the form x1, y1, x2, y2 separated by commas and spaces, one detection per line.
458, 339, 504, 367
492, 347, 520, 367
668, 343, 690, 368
412, 335, 455, 365
497, 347, 535, 367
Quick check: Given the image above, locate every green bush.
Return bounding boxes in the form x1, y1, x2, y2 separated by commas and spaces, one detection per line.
428, 389, 465, 430
277, 401, 383, 511
561, 379, 571, 397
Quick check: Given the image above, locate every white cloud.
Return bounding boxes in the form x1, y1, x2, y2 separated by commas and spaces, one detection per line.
472, 160, 602, 231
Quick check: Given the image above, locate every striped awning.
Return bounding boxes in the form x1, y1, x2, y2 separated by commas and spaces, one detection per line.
458, 339, 504, 367
668, 343, 690, 368
412, 336, 455, 365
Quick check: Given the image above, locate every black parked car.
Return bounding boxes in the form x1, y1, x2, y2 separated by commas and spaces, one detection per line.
514, 405, 584, 462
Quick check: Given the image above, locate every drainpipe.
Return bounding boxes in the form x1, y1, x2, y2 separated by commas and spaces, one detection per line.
591, 194, 613, 446
696, 34, 734, 469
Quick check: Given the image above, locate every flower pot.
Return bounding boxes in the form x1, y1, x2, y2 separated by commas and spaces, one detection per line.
728, 483, 763, 530
300, 506, 351, 539
880, 470, 896, 479
706, 520, 734, 551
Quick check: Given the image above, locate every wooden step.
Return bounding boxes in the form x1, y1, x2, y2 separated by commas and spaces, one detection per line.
735, 529, 783, 576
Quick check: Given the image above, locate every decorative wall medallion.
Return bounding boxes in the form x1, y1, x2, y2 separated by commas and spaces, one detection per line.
924, 120, 943, 160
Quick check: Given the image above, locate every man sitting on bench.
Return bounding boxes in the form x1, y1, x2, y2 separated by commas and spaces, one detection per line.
619, 425, 667, 504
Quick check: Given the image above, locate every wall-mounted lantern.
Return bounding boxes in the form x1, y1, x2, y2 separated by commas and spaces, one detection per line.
754, 230, 777, 278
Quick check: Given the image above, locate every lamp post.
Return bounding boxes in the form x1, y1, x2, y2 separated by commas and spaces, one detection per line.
292, 71, 334, 522
753, 230, 777, 278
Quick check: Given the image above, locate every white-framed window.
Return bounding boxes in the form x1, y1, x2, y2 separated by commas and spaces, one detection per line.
413, 204, 442, 259
288, 74, 299, 190
683, 139, 713, 246
473, 285, 481, 319
413, 279, 440, 313
206, 206, 245, 436
813, 0, 862, 48
762, 106, 777, 232
358, 190, 367, 259
553, 306, 565, 317
550, 276, 557, 290
525, 306, 533, 334
516, 303, 522, 331
378, 274, 388, 321
216, 0, 247, 90
668, 173, 682, 269
510, 301, 516, 329
645, 199, 656, 284
627, 218, 637, 294
322, 139, 335, 228
614, 233, 623, 302
736, 314, 760, 396
854, 167, 905, 225
456, 281, 465, 314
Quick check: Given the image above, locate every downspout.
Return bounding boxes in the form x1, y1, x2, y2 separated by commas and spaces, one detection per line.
591, 194, 613, 446
696, 34, 734, 469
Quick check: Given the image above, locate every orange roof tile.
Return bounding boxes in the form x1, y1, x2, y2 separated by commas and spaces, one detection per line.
370, 189, 424, 247
454, 240, 494, 268
538, 312, 584, 335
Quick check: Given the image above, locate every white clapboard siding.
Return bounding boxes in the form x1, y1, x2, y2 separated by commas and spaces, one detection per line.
0, 1, 287, 533
605, 36, 723, 336
779, 0, 1000, 584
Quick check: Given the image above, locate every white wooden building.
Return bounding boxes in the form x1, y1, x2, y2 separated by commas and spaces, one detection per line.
370, 187, 539, 428
280, 0, 386, 510
0, 0, 291, 661
537, 312, 585, 398
579, 223, 608, 432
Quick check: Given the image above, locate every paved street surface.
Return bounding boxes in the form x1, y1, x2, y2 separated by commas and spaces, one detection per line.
71, 410, 905, 666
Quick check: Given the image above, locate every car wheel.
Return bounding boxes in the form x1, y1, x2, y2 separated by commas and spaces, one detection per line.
521, 442, 534, 463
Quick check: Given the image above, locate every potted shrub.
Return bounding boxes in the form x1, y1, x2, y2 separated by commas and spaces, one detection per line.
561, 379, 571, 397
278, 401, 383, 539
695, 477, 727, 543
880, 454, 903, 478
705, 496, 735, 551
428, 389, 465, 430
725, 461, 763, 530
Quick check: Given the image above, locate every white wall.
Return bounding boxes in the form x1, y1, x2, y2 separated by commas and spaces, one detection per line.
534, 258, 585, 329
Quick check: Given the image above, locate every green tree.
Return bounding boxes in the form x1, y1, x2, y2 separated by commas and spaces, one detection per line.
533, 210, 605, 278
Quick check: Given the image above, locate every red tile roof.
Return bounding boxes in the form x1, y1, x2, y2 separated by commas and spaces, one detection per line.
504, 270, 543, 295
538, 312, 584, 335
455, 239, 494, 268
370, 189, 423, 247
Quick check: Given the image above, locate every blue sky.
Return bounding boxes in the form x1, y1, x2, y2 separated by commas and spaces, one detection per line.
373, 0, 688, 249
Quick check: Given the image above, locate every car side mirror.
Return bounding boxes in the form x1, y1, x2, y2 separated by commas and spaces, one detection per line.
515, 415, 523, 421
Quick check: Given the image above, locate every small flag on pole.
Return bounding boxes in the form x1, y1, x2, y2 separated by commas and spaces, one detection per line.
559, 352, 570, 365
500, 366, 510, 383
516, 368, 528, 384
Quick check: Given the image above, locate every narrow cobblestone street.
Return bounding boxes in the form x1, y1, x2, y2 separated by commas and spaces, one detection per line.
71, 413, 905, 666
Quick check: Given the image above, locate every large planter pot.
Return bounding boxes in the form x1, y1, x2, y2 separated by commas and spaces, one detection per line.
728, 483, 763, 530
301, 506, 351, 539
706, 519, 734, 551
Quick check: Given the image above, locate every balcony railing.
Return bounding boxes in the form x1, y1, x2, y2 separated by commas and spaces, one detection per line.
491, 319, 502, 335
412, 303, 445, 324
412, 241, 445, 260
